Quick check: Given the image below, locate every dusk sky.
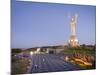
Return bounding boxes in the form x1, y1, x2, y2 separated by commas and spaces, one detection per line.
11, 0, 96, 48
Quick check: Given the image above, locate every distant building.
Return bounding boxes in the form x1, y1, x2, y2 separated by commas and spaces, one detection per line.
32, 45, 65, 54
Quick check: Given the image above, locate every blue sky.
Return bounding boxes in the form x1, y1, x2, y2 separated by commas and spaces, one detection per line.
11, 0, 96, 48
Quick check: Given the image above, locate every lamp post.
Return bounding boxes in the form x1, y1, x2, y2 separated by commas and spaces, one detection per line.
30, 51, 33, 57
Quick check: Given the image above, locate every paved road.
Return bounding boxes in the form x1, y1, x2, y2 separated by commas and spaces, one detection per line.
30, 54, 81, 73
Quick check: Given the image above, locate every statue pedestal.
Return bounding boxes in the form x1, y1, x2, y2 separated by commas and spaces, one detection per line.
68, 35, 79, 47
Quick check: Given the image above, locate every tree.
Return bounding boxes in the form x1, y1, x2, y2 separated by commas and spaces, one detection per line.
12, 48, 22, 54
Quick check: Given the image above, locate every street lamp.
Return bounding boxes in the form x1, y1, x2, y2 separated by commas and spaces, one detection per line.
30, 51, 33, 56
65, 56, 69, 61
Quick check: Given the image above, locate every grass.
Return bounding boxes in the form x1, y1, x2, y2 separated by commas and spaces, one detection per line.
11, 55, 31, 74
62, 47, 95, 56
